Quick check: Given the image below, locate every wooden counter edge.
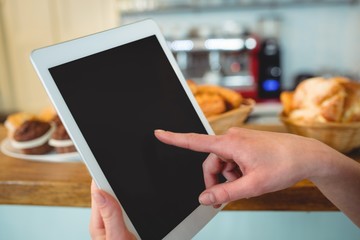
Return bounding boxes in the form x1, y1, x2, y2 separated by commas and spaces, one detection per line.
0, 179, 336, 211
0, 180, 91, 207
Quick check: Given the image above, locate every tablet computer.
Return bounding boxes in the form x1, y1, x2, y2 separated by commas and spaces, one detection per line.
30, 19, 222, 239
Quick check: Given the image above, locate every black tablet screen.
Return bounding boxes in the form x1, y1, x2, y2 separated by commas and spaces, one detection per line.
49, 35, 208, 239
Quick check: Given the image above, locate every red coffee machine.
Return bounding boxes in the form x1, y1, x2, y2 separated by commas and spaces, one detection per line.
168, 24, 260, 99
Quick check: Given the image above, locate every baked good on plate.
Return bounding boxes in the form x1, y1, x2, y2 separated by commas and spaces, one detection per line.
49, 115, 76, 153
11, 120, 55, 155
4, 112, 37, 137
38, 106, 57, 122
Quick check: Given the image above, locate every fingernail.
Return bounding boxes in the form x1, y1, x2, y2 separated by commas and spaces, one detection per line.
199, 192, 215, 205
92, 191, 106, 207
154, 129, 165, 133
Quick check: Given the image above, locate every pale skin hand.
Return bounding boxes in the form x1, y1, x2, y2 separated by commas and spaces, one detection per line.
154, 127, 360, 227
90, 180, 136, 240
89, 127, 360, 239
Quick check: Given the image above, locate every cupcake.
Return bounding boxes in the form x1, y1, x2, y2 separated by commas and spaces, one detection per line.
49, 115, 76, 153
11, 120, 55, 155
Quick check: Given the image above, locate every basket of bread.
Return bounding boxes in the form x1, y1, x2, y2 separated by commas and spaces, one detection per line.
280, 76, 360, 153
187, 80, 255, 134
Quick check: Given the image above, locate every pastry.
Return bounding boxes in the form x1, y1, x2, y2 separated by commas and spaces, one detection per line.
4, 112, 37, 138
195, 93, 226, 117
187, 79, 198, 95
38, 106, 57, 122
187, 80, 244, 117
279, 91, 293, 116
49, 115, 76, 153
341, 81, 360, 122
292, 77, 346, 122
11, 120, 55, 155
197, 85, 243, 109
281, 76, 360, 123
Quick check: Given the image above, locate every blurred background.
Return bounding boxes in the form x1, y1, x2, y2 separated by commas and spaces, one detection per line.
0, 0, 360, 239
0, 0, 360, 115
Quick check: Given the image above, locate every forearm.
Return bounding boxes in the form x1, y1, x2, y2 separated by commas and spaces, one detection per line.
309, 148, 360, 227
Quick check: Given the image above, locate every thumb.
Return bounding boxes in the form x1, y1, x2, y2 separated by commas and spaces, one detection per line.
199, 176, 257, 206
92, 190, 134, 240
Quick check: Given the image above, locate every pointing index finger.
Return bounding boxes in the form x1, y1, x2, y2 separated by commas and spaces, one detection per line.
154, 129, 226, 156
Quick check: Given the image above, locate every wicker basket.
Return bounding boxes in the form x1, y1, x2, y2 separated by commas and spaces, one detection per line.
209, 98, 255, 135
280, 114, 360, 153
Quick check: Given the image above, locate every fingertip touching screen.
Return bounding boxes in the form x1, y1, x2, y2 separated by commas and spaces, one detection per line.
49, 35, 208, 239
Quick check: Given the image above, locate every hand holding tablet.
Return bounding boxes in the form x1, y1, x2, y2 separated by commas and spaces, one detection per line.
90, 180, 136, 240
31, 19, 221, 239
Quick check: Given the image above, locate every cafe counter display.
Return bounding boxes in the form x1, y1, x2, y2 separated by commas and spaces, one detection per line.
0, 123, 359, 210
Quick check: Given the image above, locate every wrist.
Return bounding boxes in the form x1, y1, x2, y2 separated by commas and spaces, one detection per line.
306, 140, 346, 185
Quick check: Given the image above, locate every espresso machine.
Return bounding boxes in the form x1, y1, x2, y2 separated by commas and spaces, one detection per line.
168, 24, 259, 99
168, 18, 282, 101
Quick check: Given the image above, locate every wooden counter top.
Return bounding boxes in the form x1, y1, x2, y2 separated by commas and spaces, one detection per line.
0, 125, 91, 207
0, 124, 359, 210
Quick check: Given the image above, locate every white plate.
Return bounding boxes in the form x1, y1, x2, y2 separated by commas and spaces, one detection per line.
0, 138, 81, 162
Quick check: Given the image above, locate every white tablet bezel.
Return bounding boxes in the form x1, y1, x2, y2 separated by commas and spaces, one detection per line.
31, 19, 222, 239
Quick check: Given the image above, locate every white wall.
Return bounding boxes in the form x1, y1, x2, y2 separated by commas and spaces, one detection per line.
122, 3, 360, 89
